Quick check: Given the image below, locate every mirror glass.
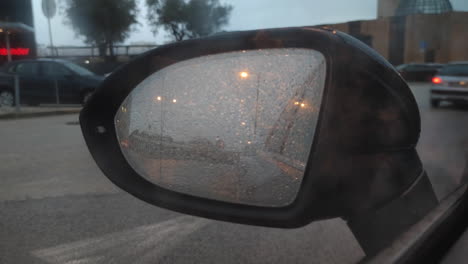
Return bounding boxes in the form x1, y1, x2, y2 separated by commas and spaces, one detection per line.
115, 48, 326, 207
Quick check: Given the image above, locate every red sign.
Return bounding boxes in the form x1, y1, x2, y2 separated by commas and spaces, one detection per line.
0, 48, 30, 56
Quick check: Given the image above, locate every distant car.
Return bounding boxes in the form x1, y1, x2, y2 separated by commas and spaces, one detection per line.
430, 62, 468, 107
396, 63, 443, 82
0, 59, 104, 107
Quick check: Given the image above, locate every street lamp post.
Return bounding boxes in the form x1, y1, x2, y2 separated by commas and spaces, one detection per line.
253, 73, 261, 137
239, 71, 262, 144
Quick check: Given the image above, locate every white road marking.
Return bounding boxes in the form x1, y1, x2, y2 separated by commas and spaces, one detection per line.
32, 216, 209, 264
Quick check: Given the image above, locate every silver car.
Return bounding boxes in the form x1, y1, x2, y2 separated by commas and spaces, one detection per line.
431, 62, 468, 107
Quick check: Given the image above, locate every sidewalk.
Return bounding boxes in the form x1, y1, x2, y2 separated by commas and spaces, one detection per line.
0, 105, 82, 120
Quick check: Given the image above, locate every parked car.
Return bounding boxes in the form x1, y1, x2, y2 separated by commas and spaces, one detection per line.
430, 62, 468, 107
396, 63, 443, 82
0, 59, 104, 107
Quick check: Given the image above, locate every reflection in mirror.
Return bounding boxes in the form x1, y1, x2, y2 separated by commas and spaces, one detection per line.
115, 49, 326, 207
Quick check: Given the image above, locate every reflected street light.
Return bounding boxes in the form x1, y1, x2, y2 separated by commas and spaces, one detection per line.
239, 71, 249, 79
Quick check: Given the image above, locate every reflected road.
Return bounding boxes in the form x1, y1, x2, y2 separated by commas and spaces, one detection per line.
126, 148, 303, 207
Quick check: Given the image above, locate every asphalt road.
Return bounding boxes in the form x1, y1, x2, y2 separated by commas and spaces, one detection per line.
411, 83, 468, 198
1, 83, 467, 264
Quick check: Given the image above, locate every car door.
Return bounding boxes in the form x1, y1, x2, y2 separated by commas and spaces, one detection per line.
41, 62, 81, 104
15, 62, 54, 105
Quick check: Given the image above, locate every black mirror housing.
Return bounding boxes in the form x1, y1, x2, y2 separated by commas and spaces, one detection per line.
80, 27, 422, 228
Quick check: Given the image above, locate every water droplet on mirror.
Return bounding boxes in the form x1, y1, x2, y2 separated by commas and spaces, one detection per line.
114, 48, 326, 207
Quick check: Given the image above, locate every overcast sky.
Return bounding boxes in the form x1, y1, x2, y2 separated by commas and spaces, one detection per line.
32, 0, 468, 46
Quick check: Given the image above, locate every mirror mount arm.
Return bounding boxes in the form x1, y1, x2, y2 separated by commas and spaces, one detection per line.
345, 171, 438, 258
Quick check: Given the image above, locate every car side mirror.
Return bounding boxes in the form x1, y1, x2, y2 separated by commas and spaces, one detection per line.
80, 27, 424, 228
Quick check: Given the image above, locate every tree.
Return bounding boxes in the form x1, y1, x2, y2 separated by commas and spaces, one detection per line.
64, 0, 138, 59
146, 0, 233, 42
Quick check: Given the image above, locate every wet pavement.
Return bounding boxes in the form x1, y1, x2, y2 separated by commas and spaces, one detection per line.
1, 83, 467, 263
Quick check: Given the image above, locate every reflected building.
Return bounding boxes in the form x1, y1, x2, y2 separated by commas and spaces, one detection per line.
321, 0, 468, 65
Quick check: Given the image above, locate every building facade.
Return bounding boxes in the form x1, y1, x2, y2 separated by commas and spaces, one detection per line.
327, 0, 467, 65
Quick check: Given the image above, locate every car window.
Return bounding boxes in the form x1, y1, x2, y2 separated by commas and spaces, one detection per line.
404, 65, 418, 71
63, 61, 94, 76
396, 64, 407, 70
42, 62, 71, 77
431, 64, 444, 69
406, 64, 428, 71
15, 62, 39, 76
6, 64, 18, 73
438, 64, 468, 76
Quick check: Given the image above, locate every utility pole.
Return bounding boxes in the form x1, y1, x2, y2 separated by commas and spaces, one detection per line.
47, 15, 55, 56
42, 0, 57, 56
253, 73, 261, 138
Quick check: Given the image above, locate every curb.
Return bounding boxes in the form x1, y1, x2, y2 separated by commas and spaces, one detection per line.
0, 109, 81, 120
